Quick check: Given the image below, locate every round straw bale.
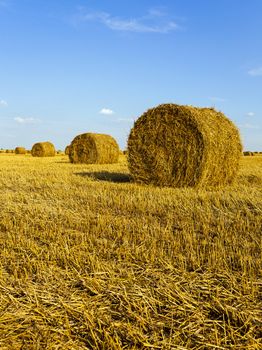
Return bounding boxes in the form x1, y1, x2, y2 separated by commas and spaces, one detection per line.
127, 103, 242, 188
65, 145, 70, 155
15, 147, 26, 154
31, 142, 56, 157
69, 133, 119, 164
243, 151, 254, 156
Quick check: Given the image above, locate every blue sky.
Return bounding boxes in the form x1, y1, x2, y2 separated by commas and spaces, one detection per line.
0, 0, 261, 151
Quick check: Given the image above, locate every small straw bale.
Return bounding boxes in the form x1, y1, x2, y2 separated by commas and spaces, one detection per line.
15, 147, 26, 154
5, 149, 12, 153
31, 142, 56, 157
127, 103, 242, 188
65, 145, 70, 155
69, 133, 119, 164
243, 151, 253, 156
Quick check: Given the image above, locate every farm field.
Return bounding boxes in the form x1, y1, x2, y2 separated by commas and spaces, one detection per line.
0, 154, 261, 349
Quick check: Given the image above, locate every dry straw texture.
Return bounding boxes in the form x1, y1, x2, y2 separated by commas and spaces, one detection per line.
69, 133, 119, 164
128, 103, 242, 188
31, 142, 56, 157
0, 155, 261, 348
15, 147, 26, 154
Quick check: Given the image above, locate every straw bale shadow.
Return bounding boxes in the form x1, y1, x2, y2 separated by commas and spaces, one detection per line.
75, 171, 131, 183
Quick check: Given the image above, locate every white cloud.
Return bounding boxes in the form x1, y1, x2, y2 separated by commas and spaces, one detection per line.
14, 117, 40, 124
246, 112, 255, 117
78, 8, 178, 33
0, 99, 8, 107
208, 97, 226, 102
117, 118, 134, 122
239, 123, 260, 130
147, 8, 167, 18
99, 108, 114, 115
248, 67, 262, 76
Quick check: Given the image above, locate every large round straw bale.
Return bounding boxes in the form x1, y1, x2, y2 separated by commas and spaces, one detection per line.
15, 147, 26, 154
31, 142, 56, 157
69, 133, 119, 164
127, 103, 242, 188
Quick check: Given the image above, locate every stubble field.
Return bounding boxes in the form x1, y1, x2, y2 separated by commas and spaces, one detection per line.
0, 153, 261, 349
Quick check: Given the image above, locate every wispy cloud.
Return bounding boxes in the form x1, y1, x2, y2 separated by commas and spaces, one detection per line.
239, 123, 260, 130
208, 96, 226, 102
77, 8, 178, 33
0, 99, 8, 107
246, 112, 255, 117
117, 118, 134, 123
14, 117, 40, 124
248, 67, 262, 76
99, 108, 114, 115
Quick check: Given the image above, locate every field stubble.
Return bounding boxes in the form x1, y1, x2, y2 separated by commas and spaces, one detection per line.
0, 154, 261, 349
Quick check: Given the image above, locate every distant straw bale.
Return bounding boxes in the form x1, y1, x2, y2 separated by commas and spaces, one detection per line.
69, 133, 119, 164
31, 142, 56, 157
243, 151, 254, 156
5, 149, 12, 153
65, 145, 70, 155
15, 147, 26, 154
128, 103, 242, 188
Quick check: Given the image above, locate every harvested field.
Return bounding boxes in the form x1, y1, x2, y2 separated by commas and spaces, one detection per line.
0, 153, 261, 349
